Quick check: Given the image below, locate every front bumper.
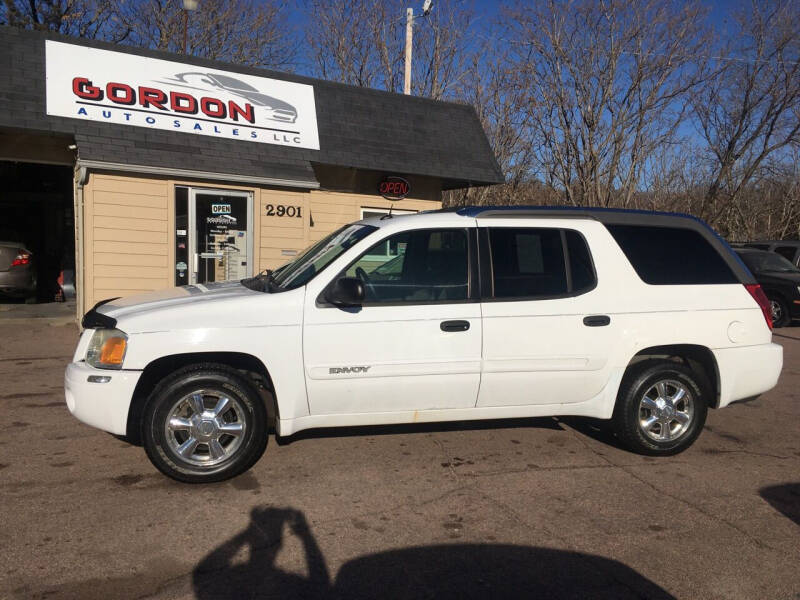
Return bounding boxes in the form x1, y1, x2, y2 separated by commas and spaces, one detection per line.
714, 342, 783, 408
64, 362, 141, 435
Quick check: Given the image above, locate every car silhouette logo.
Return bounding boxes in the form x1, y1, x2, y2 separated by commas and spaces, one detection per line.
167, 72, 298, 124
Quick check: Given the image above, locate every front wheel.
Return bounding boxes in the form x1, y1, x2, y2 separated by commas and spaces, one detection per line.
613, 361, 707, 456
143, 365, 268, 483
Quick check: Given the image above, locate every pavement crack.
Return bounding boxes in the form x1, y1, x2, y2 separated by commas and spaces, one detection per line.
472, 484, 661, 599
707, 449, 791, 460
310, 482, 478, 531
560, 421, 778, 552
431, 434, 460, 483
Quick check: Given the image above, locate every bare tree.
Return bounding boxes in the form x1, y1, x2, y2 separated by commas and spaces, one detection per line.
1, 0, 297, 67
1, 0, 119, 39
110, 0, 297, 68
446, 29, 534, 206
303, 0, 474, 99
506, 0, 710, 207
693, 0, 800, 225
304, 0, 401, 90
406, 0, 475, 99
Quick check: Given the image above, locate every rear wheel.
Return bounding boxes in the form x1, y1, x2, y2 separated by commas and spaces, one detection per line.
142, 365, 268, 483
768, 296, 790, 328
613, 361, 707, 456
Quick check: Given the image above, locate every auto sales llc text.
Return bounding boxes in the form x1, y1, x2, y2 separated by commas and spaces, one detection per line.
74, 105, 303, 146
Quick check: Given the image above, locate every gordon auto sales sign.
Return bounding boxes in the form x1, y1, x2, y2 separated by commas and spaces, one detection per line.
45, 41, 320, 149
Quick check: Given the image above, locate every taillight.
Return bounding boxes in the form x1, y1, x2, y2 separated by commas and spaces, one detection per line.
745, 284, 773, 330
11, 250, 31, 267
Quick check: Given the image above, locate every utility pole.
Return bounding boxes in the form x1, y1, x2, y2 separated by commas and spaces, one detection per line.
403, 2, 432, 95
403, 8, 414, 95
182, 9, 188, 54
182, 0, 198, 54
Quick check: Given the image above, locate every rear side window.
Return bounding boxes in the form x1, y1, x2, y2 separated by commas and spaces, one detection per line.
487, 228, 596, 299
606, 225, 737, 285
775, 246, 797, 262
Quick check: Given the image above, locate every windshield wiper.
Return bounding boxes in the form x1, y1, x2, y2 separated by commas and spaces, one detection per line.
241, 269, 280, 293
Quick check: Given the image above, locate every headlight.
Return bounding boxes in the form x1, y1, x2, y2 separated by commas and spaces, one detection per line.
86, 328, 128, 369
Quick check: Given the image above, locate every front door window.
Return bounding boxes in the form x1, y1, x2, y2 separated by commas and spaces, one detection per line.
188, 189, 253, 284
344, 228, 469, 303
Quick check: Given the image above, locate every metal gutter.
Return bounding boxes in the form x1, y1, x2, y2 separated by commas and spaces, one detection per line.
76, 160, 320, 189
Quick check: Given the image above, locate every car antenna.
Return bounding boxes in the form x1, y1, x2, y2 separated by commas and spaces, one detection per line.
380, 205, 394, 220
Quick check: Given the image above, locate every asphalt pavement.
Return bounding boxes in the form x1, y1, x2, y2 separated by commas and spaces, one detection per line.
1, 318, 799, 599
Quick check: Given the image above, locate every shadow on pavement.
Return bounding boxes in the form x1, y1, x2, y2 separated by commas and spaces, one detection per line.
760, 483, 800, 526
558, 416, 629, 451
192, 506, 675, 599
277, 416, 563, 445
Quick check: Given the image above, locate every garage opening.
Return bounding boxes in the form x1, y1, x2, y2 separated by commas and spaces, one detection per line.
0, 161, 75, 304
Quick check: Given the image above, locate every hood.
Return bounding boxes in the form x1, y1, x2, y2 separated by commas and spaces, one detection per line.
98, 281, 253, 318
90, 281, 300, 333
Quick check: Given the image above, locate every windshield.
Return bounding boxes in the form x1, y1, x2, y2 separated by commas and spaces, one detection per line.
270, 224, 377, 290
738, 251, 799, 273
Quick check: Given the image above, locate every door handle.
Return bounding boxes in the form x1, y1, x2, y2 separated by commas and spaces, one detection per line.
441, 320, 470, 332
583, 315, 611, 327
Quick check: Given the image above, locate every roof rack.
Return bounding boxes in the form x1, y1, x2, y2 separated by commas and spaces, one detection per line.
453, 205, 696, 220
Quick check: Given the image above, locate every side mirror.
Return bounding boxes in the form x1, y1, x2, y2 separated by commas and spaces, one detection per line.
325, 277, 365, 307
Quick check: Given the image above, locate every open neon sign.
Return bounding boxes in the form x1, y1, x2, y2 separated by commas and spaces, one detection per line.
379, 176, 410, 200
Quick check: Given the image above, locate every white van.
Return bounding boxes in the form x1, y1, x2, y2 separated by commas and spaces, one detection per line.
65, 207, 783, 482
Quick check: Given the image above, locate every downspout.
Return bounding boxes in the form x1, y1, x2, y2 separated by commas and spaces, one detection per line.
74, 164, 89, 328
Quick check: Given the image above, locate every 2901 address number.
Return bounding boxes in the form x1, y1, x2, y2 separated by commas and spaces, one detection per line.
265, 204, 302, 218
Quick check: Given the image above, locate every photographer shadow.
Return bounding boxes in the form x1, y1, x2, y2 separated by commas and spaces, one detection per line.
192, 506, 675, 599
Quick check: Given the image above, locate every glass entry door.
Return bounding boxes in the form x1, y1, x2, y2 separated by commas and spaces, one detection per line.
189, 189, 253, 284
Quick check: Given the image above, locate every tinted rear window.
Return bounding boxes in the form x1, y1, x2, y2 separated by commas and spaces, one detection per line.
606, 225, 738, 285
775, 246, 797, 261
489, 228, 567, 297
487, 228, 597, 299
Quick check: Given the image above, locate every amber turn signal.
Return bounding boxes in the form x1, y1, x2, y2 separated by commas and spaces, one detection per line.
99, 336, 127, 365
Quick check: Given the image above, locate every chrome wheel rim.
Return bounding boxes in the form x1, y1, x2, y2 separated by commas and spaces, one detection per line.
164, 389, 247, 467
638, 379, 694, 442
770, 300, 783, 322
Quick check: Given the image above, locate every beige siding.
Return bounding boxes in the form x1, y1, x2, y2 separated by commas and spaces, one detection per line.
258, 188, 309, 273
257, 189, 440, 272
82, 172, 441, 313
83, 173, 173, 312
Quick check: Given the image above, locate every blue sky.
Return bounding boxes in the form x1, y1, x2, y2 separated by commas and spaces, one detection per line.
286, 0, 753, 78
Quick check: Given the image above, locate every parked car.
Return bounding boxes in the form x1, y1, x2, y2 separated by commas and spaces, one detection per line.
739, 240, 800, 268
0, 242, 36, 302
65, 208, 783, 482
735, 248, 800, 327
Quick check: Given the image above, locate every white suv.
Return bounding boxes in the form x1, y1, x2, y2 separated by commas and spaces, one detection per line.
65, 207, 783, 482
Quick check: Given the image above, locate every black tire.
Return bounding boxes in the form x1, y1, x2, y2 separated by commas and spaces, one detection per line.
768, 295, 790, 328
613, 360, 708, 456
142, 364, 268, 483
